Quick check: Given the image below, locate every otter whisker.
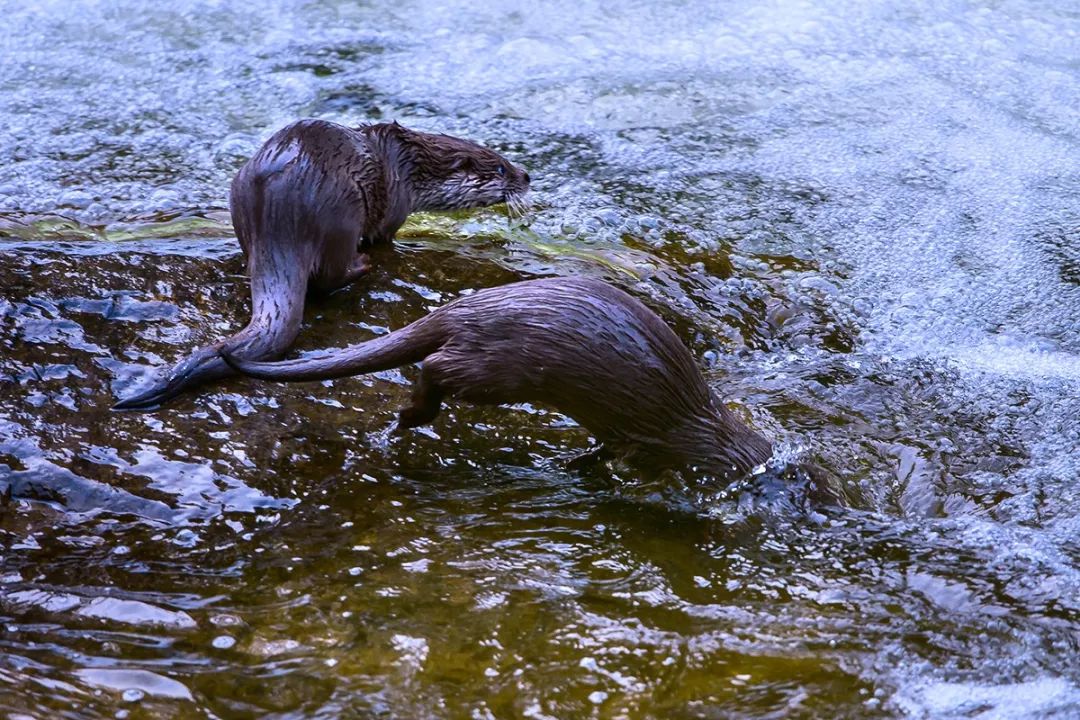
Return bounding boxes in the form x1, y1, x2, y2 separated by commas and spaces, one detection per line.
506, 194, 522, 219
506, 192, 531, 219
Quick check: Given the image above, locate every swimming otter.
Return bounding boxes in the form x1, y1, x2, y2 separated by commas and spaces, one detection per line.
114, 119, 530, 410
220, 277, 773, 482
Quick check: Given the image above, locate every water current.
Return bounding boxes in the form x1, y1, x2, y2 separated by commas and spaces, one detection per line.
1, 0, 1078, 717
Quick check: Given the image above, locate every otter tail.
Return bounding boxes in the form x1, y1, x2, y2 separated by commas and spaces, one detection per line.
114, 120, 383, 410
114, 132, 331, 411
220, 314, 445, 383
112, 251, 310, 410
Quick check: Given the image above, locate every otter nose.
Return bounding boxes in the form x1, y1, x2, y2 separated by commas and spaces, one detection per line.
524, 172, 531, 184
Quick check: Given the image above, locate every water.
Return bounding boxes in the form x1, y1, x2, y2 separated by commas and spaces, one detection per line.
1, 0, 1079, 716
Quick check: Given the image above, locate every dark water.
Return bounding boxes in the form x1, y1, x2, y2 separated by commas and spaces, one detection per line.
2, 0, 1079, 717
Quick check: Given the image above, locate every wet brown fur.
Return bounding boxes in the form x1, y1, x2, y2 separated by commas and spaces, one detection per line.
222, 277, 773, 481
114, 119, 529, 409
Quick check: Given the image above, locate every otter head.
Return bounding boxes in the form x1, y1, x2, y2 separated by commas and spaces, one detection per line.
397, 127, 531, 216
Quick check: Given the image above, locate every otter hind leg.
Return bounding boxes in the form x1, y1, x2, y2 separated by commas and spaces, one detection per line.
339, 252, 372, 286
397, 349, 514, 430
310, 223, 370, 293
311, 251, 371, 295
397, 364, 446, 429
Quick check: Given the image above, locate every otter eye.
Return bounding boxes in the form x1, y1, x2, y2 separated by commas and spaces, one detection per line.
497, 165, 506, 177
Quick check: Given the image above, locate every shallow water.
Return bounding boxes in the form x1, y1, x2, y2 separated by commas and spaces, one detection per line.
2, 0, 1079, 717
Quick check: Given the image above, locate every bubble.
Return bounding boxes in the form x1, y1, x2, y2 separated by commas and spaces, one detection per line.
212, 635, 236, 650
121, 689, 144, 703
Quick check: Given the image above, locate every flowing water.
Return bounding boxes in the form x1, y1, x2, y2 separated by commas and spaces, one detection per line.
1, 0, 1079, 717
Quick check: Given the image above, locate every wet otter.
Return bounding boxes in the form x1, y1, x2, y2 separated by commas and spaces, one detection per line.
220, 277, 773, 482
114, 119, 530, 410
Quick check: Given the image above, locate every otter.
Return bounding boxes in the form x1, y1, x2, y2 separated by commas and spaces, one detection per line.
114, 119, 530, 410
220, 277, 773, 482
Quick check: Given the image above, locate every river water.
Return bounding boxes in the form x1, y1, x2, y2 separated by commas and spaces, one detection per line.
1, 0, 1078, 717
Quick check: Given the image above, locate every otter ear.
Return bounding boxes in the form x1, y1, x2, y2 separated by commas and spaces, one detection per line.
451, 155, 477, 173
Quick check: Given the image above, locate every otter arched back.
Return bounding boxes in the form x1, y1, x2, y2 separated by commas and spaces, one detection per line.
113, 119, 530, 410
222, 277, 772, 482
